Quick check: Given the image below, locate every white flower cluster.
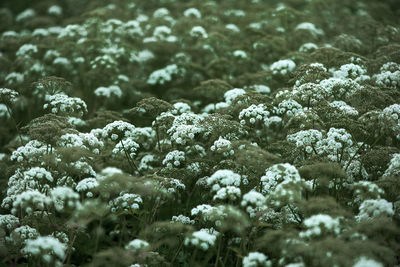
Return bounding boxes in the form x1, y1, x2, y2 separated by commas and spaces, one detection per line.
270, 59, 296, 75
355, 199, 394, 221
125, 239, 149, 253
171, 214, 195, 225
101, 120, 136, 141
139, 154, 156, 171
292, 83, 327, 107
239, 104, 270, 125
50, 186, 80, 212
381, 104, 400, 134
191, 204, 215, 218
353, 257, 383, 267
333, 63, 369, 83
94, 85, 122, 98
147, 64, 182, 85
9, 225, 39, 245
163, 150, 185, 168
315, 128, 354, 161
328, 101, 359, 117
0, 104, 9, 118
16, 44, 38, 58
43, 94, 87, 117
274, 99, 303, 118
319, 77, 362, 99
12, 190, 51, 215
224, 88, 246, 104
351, 181, 384, 206
299, 42, 318, 52
3, 167, 53, 207
184, 230, 216, 251
299, 214, 341, 238
0, 88, 19, 104
22, 236, 67, 265
58, 132, 104, 154
213, 186, 241, 201
0, 214, 19, 231
167, 113, 203, 145
374, 62, 400, 89
190, 26, 208, 38
128, 127, 156, 150
172, 102, 192, 115
261, 163, 302, 194
146, 25, 177, 42
25, 167, 54, 183
287, 129, 323, 155
206, 170, 242, 193
210, 137, 234, 157
241, 191, 267, 218
295, 22, 324, 37
16, 9, 36, 22
58, 24, 87, 39
11, 140, 47, 163
242, 252, 272, 267
184, 8, 202, 18
109, 192, 143, 212
76, 177, 99, 198
112, 138, 139, 159
382, 153, 400, 178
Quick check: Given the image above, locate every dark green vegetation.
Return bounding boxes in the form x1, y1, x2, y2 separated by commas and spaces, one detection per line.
0, 0, 400, 266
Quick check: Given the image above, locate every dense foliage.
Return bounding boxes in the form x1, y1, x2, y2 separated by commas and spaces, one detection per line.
0, 0, 400, 266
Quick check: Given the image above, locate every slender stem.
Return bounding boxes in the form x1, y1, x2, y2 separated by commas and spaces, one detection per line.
190, 249, 198, 266
120, 140, 141, 175
156, 126, 161, 152
94, 218, 103, 254
65, 232, 77, 265
214, 236, 223, 267
171, 240, 184, 264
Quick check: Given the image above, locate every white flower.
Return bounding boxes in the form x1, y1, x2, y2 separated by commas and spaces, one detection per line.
16, 44, 38, 58
356, 199, 394, 221
210, 137, 234, 157
12, 190, 52, 215
299, 214, 341, 238
171, 214, 195, 225
125, 239, 149, 252
207, 170, 242, 193
383, 153, 400, 178
190, 26, 208, 38
43, 94, 87, 117
241, 191, 267, 218
353, 257, 383, 267
147, 64, 182, 85
22, 236, 67, 264
0, 214, 19, 231
295, 22, 324, 37
184, 8, 201, 18
163, 150, 185, 168
112, 138, 139, 159
94, 85, 122, 98
270, 59, 296, 75
213, 186, 242, 201
239, 104, 270, 126
50, 186, 80, 212
184, 230, 216, 251
224, 88, 246, 104
109, 193, 143, 212
243, 252, 272, 267
261, 163, 302, 194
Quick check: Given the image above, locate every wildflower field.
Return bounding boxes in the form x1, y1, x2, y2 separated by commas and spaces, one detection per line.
1, 0, 400, 266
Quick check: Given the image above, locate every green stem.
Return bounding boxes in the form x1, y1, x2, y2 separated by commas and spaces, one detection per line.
214, 236, 223, 267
